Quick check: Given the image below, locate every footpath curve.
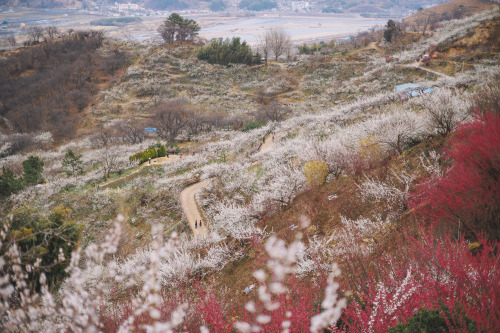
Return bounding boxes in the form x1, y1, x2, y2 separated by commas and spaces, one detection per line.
181, 133, 276, 236
180, 178, 211, 238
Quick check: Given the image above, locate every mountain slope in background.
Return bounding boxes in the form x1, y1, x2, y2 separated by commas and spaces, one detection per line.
403, 0, 499, 28
0, 0, 455, 14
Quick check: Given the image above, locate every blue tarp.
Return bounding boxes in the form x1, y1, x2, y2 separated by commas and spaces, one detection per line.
396, 83, 434, 97
395, 83, 419, 91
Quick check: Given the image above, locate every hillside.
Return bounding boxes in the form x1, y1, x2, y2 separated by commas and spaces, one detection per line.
0, 8, 499, 333
403, 0, 499, 29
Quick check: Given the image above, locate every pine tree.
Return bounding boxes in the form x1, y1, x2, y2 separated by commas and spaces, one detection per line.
0, 167, 23, 197
22, 156, 44, 186
62, 150, 84, 179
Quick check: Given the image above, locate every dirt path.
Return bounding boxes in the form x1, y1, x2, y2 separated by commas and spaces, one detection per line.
180, 133, 277, 237
180, 179, 212, 237
358, 42, 384, 54
259, 134, 275, 152
140, 155, 180, 167
101, 155, 179, 189
409, 61, 453, 79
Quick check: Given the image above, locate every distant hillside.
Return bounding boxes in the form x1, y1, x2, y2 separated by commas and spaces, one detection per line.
0, 0, 83, 9
0, 0, 453, 14
403, 0, 499, 28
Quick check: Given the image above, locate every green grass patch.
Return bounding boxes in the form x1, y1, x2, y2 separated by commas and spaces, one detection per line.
242, 120, 266, 132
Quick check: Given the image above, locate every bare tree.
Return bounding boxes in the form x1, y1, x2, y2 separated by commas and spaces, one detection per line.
256, 34, 271, 64
101, 147, 119, 179
67, 90, 91, 112
417, 14, 435, 36
422, 89, 470, 136
45, 26, 59, 39
186, 112, 213, 138
7, 35, 16, 47
153, 99, 191, 142
90, 124, 116, 148
26, 26, 44, 45
257, 101, 291, 122
116, 120, 145, 144
265, 27, 292, 61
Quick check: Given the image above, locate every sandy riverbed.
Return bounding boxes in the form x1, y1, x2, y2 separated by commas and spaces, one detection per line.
1, 9, 390, 45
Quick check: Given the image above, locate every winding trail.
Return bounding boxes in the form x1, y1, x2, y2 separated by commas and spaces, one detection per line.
180, 133, 277, 236
101, 155, 179, 189
408, 61, 453, 80
180, 179, 211, 238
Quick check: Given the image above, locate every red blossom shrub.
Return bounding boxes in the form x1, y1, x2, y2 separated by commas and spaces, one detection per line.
99, 291, 190, 333
410, 111, 500, 240
338, 230, 500, 332
193, 280, 233, 332
241, 275, 325, 332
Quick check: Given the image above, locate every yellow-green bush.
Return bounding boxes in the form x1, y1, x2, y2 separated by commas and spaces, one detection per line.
304, 160, 328, 187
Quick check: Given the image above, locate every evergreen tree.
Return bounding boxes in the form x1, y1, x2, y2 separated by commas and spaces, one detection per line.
158, 13, 200, 44
22, 156, 44, 186
198, 37, 261, 66
0, 167, 23, 198
62, 150, 84, 179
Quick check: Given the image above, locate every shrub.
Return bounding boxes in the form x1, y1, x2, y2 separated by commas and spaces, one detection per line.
410, 111, 500, 240
304, 161, 328, 187
129, 144, 168, 164
0, 167, 23, 198
90, 17, 142, 26
242, 120, 265, 132
165, 141, 180, 154
158, 145, 166, 157
339, 230, 500, 332
1, 205, 81, 289
22, 156, 44, 186
198, 37, 261, 66
389, 308, 448, 333
298, 42, 325, 54
389, 307, 476, 333
129, 149, 155, 164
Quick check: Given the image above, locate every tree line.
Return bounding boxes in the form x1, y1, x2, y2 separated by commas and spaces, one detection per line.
197, 37, 261, 66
